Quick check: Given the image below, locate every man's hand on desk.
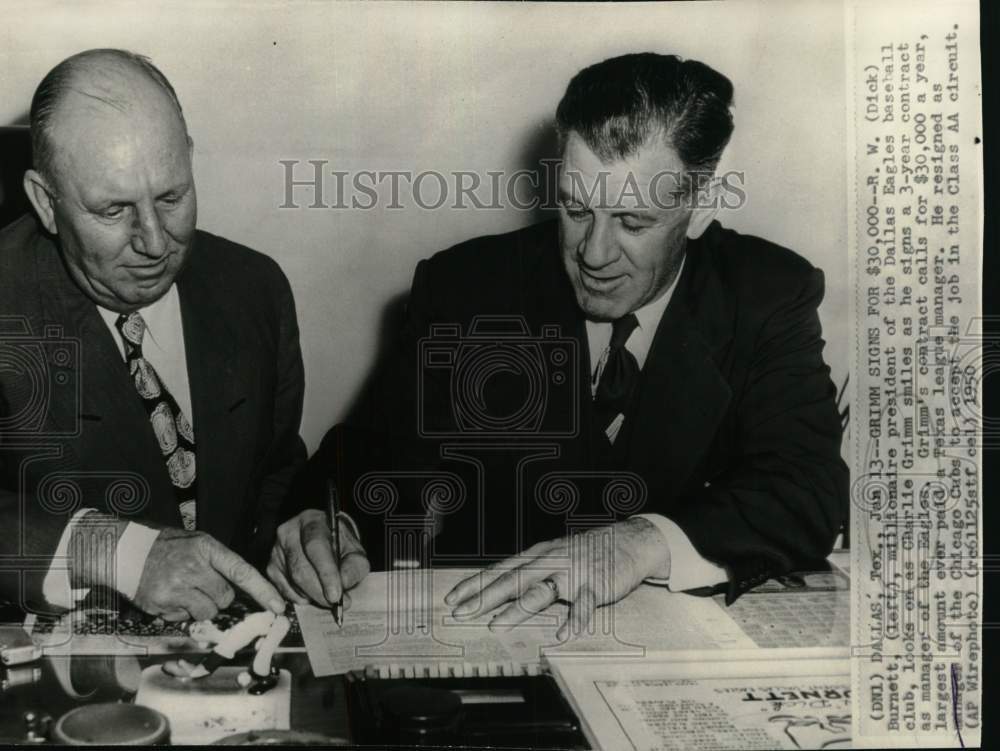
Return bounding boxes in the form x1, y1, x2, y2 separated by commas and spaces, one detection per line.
131, 529, 286, 621
266, 509, 370, 608
445, 517, 670, 640
72, 517, 285, 621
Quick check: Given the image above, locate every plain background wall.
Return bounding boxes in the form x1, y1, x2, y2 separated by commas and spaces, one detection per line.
0, 0, 848, 452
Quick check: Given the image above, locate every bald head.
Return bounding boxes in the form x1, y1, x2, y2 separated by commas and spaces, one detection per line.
30, 49, 188, 183
22, 49, 198, 312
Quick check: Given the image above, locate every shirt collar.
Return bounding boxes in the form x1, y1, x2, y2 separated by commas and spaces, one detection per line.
96, 283, 180, 349
621, 253, 685, 366
584, 253, 687, 375
633, 252, 685, 335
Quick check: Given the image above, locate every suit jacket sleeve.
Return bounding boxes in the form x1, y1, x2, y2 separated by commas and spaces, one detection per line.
667, 268, 849, 603
247, 266, 308, 567
0, 315, 75, 606
0, 469, 72, 607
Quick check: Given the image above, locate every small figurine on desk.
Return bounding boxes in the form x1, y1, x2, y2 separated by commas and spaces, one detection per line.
161, 611, 290, 695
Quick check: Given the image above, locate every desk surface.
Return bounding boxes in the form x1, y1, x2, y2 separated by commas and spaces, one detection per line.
0, 652, 349, 745
0, 555, 851, 745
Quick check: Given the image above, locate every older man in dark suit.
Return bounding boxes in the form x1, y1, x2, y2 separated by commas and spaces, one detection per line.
273, 53, 848, 639
0, 49, 304, 621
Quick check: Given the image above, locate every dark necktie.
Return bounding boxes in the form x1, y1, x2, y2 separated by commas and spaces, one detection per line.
593, 313, 640, 443
115, 312, 197, 531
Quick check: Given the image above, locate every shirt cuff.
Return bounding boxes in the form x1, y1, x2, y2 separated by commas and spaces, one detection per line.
41, 513, 160, 608
634, 513, 727, 591
115, 522, 160, 601
41, 508, 96, 609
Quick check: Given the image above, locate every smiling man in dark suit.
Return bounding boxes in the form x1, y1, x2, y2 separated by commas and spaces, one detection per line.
273, 53, 848, 638
0, 49, 304, 620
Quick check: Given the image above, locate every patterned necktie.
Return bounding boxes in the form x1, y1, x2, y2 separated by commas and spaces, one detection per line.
115, 312, 197, 531
593, 314, 640, 443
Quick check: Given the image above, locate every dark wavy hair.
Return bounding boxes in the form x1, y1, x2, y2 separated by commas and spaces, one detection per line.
556, 52, 734, 176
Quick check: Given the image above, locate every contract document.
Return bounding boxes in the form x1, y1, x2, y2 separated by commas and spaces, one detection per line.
295, 567, 756, 677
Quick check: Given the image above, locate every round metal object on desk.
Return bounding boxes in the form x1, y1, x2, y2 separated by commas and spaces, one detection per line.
52, 703, 170, 745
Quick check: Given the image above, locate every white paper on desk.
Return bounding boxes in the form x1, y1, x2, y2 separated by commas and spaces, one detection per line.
295, 569, 755, 677
549, 656, 850, 751
295, 567, 562, 677
535, 582, 757, 664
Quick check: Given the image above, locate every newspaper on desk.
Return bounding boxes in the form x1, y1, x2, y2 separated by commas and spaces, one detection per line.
548, 655, 851, 751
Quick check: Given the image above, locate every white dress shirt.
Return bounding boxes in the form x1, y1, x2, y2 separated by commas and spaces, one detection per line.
41, 286, 188, 608
585, 256, 727, 591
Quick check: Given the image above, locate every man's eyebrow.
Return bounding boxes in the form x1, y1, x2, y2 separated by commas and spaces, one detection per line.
611, 210, 654, 220
557, 188, 584, 204
156, 184, 187, 199
87, 196, 128, 211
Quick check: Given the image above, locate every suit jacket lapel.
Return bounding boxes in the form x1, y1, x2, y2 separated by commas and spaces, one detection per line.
622, 226, 735, 496
522, 223, 591, 457
34, 236, 179, 526
177, 240, 250, 544
518, 221, 737, 495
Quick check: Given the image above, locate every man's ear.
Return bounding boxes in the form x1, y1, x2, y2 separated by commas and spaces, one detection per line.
23, 169, 58, 235
685, 176, 721, 240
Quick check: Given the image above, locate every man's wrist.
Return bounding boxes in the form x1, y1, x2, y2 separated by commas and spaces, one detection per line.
623, 516, 671, 580
635, 513, 727, 591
